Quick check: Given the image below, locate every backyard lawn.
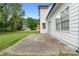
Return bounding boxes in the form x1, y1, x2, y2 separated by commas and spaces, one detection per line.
0, 30, 39, 50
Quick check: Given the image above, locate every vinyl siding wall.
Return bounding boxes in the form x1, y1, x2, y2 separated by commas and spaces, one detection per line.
47, 3, 79, 49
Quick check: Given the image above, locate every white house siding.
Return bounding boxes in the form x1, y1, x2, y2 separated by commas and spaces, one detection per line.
39, 7, 48, 33
47, 3, 79, 49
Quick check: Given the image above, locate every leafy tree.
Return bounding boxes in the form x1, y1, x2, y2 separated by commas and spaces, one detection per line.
17, 18, 23, 30
26, 17, 39, 30
8, 4, 25, 31
0, 3, 25, 31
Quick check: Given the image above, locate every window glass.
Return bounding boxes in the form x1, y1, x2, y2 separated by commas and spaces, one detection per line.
56, 6, 69, 31
42, 23, 46, 29
61, 6, 69, 31
56, 18, 61, 31
56, 23, 60, 30
61, 20, 69, 30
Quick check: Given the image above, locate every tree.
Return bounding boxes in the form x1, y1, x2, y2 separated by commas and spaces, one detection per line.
0, 3, 8, 31
0, 3, 25, 31
8, 4, 25, 31
26, 17, 39, 30
17, 18, 24, 30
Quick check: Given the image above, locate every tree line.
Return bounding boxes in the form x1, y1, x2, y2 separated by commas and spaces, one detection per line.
0, 3, 25, 32
23, 17, 39, 30
0, 3, 39, 32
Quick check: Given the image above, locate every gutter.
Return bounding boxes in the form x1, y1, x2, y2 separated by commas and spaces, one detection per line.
46, 3, 56, 19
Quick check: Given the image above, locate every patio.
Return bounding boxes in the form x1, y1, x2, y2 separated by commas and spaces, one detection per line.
1, 34, 77, 56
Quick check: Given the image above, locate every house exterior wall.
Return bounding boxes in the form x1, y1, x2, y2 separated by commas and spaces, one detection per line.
39, 7, 48, 33
46, 3, 79, 49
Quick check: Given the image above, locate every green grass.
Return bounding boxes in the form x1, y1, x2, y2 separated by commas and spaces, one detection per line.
0, 30, 39, 50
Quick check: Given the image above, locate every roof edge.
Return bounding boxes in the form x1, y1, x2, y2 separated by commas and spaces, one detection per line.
46, 3, 56, 19
38, 5, 49, 9
38, 5, 49, 7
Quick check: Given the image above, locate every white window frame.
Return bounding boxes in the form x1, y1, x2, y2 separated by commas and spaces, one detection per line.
56, 6, 69, 32
42, 23, 46, 29
61, 6, 69, 32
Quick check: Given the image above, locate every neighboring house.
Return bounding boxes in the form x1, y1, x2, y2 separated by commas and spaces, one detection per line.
22, 23, 31, 31
39, 5, 48, 33
22, 19, 31, 31
39, 3, 79, 51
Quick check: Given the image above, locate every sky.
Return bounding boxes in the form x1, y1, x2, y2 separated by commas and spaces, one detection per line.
21, 3, 49, 19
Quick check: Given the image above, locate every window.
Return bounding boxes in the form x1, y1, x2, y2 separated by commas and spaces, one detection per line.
56, 6, 69, 31
56, 18, 61, 31
42, 23, 46, 29
61, 6, 69, 31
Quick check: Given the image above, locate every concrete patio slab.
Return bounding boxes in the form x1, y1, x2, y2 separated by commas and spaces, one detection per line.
2, 34, 77, 55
